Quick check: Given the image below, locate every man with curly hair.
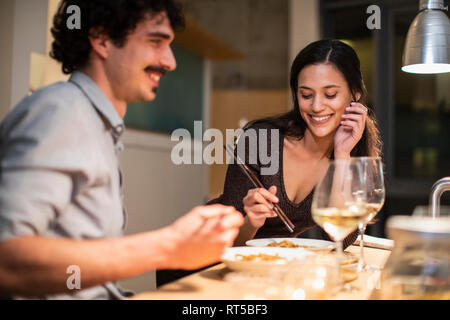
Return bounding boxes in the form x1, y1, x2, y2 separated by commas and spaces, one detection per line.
0, 0, 243, 299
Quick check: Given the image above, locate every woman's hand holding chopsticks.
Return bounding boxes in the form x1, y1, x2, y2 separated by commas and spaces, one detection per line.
243, 186, 279, 229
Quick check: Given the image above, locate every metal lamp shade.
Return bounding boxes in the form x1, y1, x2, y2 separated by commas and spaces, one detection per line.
402, 9, 450, 74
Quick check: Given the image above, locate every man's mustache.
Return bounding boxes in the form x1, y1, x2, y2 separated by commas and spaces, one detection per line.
144, 66, 167, 76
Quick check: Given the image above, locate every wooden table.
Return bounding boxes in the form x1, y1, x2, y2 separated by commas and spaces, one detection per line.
132, 246, 391, 300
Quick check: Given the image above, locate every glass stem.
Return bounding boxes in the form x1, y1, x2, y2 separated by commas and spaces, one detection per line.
336, 240, 344, 287
358, 223, 367, 271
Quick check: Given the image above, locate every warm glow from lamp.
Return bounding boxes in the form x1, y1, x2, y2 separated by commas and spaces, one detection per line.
402, 63, 450, 74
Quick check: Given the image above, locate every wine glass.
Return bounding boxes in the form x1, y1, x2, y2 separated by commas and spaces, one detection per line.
311, 159, 370, 292
353, 157, 385, 273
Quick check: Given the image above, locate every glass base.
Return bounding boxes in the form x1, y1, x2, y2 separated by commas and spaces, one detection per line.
342, 283, 360, 293
357, 263, 380, 273
330, 281, 360, 295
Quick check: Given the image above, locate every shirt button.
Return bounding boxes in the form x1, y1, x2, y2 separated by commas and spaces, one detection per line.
115, 125, 124, 134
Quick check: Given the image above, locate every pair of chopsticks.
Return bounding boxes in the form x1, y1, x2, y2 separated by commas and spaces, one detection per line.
223, 145, 295, 233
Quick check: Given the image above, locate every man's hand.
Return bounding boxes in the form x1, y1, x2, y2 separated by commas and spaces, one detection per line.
0, 205, 244, 296
161, 205, 244, 270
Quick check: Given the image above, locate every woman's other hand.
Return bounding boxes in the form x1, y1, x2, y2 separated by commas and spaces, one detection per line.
334, 102, 368, 159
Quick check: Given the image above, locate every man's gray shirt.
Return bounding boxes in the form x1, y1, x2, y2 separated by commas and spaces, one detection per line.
0, 72, 132, 299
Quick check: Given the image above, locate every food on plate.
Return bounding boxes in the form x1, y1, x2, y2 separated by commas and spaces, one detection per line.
266, 240, 316, 249
235, 253, 286, 262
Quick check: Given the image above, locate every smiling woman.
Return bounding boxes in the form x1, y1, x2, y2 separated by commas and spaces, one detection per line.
157, 39, 384, 287
208, 39, 383, 246
243, 39, 381, 159
297, 63, 358, 142
159, 40, 383, 288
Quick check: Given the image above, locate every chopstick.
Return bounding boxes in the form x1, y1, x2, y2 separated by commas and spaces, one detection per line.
224, 145, 295, 233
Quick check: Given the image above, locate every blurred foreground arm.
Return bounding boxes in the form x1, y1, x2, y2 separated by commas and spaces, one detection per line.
0, 204, 243, 297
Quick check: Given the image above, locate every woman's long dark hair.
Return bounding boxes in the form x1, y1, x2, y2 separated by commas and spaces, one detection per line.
246, 39, 382, 158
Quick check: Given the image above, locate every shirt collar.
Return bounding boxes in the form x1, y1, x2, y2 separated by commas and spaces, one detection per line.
69, 71, 125, 139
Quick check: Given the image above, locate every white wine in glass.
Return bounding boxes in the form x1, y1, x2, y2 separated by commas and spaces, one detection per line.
311, 159, 370, 292
312, 205, 368, 242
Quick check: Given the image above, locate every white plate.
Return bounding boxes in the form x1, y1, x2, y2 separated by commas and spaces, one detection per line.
221, 246, 315, 273
245, 238, 335, 252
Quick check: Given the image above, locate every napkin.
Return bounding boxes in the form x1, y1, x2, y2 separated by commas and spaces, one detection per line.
354, 234, 394, 250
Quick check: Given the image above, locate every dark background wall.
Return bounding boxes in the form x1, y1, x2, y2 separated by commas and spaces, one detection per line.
182, 0, 289, 89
